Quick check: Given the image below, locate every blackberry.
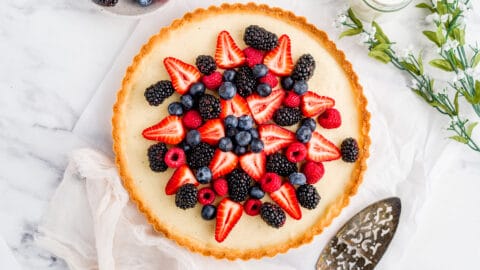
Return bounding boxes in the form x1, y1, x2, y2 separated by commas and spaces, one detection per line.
175, 184, 198, 209
273, 107, 302, 126
296, 184, 320, 209
291, 54, 316, 82
226, 169, 252, 202
144, 80, 174, 106
234, 66, 256, 97
260, 202, 286, 228
244, 25, 278, 51
195, 55, 216, 75
147, 143, 168, 172
341, 137, 359, 162
93, 0, 118, 6
186, 142, 215, 169
266, 153, 297, 176
198, 94, 221, 120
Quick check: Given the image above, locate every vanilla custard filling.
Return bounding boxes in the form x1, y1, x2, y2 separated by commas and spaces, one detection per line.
120, 13, 361, 250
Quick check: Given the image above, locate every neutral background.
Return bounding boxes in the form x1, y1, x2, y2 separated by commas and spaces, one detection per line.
1, 0, 480, 269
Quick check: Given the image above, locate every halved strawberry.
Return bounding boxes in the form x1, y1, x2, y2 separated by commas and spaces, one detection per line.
215, 198, 243, 243
306, 131, 341, 162
263, 34, 293, 76
246, 90, 285, 124
165, 164, 199, 195
270, 182, 302, 220
301, 91, 335, 117
209, 149, 238, 179
163, 57, 201, 95
239, 152, 266, 181
142, 116, 185, 144
258, 124, 296, 155
220, 94, 251, 118
197, 119, 225, 145
215, 31, 245, 69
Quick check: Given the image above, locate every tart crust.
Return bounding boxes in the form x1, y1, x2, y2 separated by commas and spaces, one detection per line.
112, 3, 370, 260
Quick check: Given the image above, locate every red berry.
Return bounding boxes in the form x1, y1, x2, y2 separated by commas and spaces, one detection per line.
212, 178, 228, 196
260, 172, 282, 193
202, 71, 222, 90
164, 147, 186, 168
258, 72, 278, 88
302, 161, 325, 184
243, 47, 264, 67
283, 92, 301, 108
244, 198, 262, 216
285, 142, 307, 163
198, 187, 216, 205
182, 110, 202, 129
318, 108, 342, 129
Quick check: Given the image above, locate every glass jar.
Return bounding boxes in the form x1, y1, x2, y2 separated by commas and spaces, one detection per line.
349, 0, 413, 21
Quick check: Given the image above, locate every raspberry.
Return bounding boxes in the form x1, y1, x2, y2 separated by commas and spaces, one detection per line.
244, 198, 262, 216
302, 161, 324, 184
164, 147, 186, 168
260, 172, 282, 193
258, 71, 278, 88
182, 110, 202, 129
197, 187, 216, 205
212, 178, 228, 196
285, 142, 307, 163
243, 47, 264, 67
318, 108, 341, 129
202, 71, 222, 90
283, 92, 301, 108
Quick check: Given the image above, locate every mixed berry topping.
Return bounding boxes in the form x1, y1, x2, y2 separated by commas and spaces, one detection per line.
141, 25, 360, 243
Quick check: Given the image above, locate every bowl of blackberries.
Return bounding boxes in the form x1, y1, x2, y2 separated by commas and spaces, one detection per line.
92, 0, 169, 16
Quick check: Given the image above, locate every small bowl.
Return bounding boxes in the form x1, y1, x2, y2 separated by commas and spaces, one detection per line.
93, 0, 170, 17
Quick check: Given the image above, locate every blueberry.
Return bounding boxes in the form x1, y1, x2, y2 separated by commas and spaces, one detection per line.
189, 82, 206, 97
250, 139, 264, 153
226, 127, 238, 138
136, 0, 153, 7
281, 76, 294, 90
302, 117, 316, 132
181, 94, 194, 110
252, 64, 268, 78
218, 82, 237, 100
235, 131, 252, 147
218, 137, 234, 152
196, 166, 212, 184
168, 102, 183, 116
293, 80, 308, 95
224, 115, 238, 128
201, 204, 217, 220
289, 172, 307, 185
249, 128, 259, 139
179, 140, 191, 152
223, 69, 236, 82
256, 83, 272, 97
249, 185, 265, 199
296, 126, 312, 143
238, 115, 254, 130
186, 130, 201, 146
234, 145, 247, 155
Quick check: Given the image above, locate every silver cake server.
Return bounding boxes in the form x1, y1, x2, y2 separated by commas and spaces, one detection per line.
317, 197, 401, 270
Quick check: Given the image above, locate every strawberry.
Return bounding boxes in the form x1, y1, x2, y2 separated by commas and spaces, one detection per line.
263, 35, 293, 76
202, 71, 223, 90
246, 90, 285, 124
163, 57, 201, 95
318, 108, 342, 129
239, 152, 266, 181
209, 149, 238, 179
165, 164, 199, 195
197, 119, 225, 145
215, 31, 245, 69
270, 182, 302, 220
283, 91, 301, 108
301, 91, 335, 117
243, 47, 264, 67
142, 115, 185, 144
220, 94, 251, 118
258, 124, 296, 155
306, 131, 341, 162
215, 198, 243, 243
258, 71, 278, 88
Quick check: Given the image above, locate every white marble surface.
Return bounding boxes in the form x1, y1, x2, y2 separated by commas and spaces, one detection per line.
1, 0, 480, 269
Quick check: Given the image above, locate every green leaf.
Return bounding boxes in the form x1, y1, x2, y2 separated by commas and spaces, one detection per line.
418, 52, 424, 74
348, 8, 363, 29
472, 53, 480, 68
368, 50, 391, 63
372, 21, 390, 44
372, 43, 390, 51
450, 135, 468, 144
453, 28, 465, 45
453, 54, 464, 70
423, 31, 441, 47
430, 59, 454, 71
454, 91, 459, 115
415, 3, 435, 12
400, 61, 421, 75
437, 1, 448, 15
466, 122, 478, 137
436, 25, 446, 45
339, 28, 362, 39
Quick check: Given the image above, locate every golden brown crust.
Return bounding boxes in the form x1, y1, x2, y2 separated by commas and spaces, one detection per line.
112, 3, 370, 260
